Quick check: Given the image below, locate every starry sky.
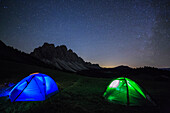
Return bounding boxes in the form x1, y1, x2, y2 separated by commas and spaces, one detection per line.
0, 0, 169, 68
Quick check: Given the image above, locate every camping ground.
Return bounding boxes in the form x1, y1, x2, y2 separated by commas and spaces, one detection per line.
0, 60, 170, 113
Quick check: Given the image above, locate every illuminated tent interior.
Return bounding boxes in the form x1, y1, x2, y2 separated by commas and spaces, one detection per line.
9, 73, 59, 102
103, 77, 155, 106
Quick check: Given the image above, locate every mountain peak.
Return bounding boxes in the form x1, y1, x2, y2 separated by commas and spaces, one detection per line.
42, 42, 55, 48
31, 43, 100, 72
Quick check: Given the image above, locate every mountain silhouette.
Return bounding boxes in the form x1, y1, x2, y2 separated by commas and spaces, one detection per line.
0, 40, 51, 68
30, 42, 100, 72
0, 40, 100, 72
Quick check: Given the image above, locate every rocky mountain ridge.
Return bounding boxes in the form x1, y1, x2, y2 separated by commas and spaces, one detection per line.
30, 43, 100, 72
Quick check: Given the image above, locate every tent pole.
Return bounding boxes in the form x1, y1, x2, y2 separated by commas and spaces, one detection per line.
124, 77, 129, 106
13, 76, 35, 102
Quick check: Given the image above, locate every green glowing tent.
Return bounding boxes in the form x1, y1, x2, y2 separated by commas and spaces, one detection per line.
103, 77, 155, 106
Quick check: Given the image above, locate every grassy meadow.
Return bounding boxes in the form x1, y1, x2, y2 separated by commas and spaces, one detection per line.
0, 60, 170, 113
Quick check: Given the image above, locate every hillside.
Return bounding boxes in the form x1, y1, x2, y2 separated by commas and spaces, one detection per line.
0, 40, 54, 69
0, 60, 170, 113
78, 66, 170, 81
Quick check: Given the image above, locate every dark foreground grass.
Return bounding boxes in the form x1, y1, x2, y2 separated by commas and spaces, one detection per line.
0, 60, 170, 113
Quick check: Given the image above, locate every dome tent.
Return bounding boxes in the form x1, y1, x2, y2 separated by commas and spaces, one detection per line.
103, 77, 155, 106
9, 73, 59, 102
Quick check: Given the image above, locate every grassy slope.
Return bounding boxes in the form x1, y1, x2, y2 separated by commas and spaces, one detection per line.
0, 60, 170, 113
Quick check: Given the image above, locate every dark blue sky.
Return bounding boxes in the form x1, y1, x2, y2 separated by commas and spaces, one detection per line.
0, 0, 169, 67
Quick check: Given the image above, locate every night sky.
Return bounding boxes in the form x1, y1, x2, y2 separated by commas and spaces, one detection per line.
0, 0, 169, 68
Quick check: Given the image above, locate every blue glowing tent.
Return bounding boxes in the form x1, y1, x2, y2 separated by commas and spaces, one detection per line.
9, 73, 59, 102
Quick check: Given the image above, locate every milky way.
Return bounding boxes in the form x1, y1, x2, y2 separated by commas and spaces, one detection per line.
0, 0, 169, 67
